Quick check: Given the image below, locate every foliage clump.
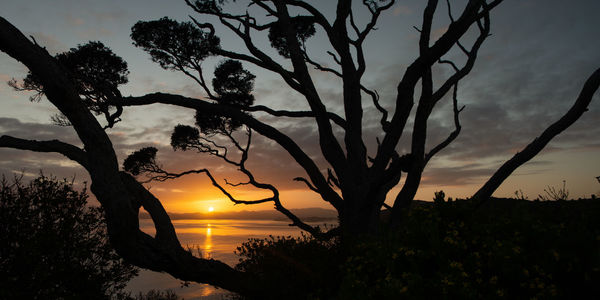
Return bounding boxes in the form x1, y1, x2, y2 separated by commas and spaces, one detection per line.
212, 59, 256, 106
235, 234, 341, 299
171, 124, 201, 151
123, 147, 159, 175
0, 175, 138, 299
9, 41, 129, 127
131, 17, 220, 71
267, 16, 316, 58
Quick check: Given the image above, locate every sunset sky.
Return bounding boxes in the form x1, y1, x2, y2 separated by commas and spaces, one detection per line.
1, 0, 599, 213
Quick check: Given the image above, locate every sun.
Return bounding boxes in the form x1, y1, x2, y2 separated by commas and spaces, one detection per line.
208, 206, 215, 212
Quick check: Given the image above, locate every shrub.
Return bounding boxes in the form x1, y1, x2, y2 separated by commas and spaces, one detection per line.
235, 198, 600, 299
0, 174, 138, 299
339, 199, 600, 299
235, 234, 341, 299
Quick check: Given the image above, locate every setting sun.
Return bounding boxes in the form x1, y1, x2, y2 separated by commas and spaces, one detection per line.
208, 207, 214, 212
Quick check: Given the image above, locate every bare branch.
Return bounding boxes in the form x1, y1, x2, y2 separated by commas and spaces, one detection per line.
301, 52, 389, 130
132, 147, 333, 237
438, 58, 460, 72
424, 83, 464, 165
243, 104, 347, 129
357, 0, 395, 44
294, 177, 319, 193
327, 169, 340, 189
122, 92, 343, 210
0, 135, 89, 169
348, 10, 362, 39
266, 2, 349, 178
373, 0, 499, 176
326, 51, 342, 65
473, 68, 600, 202
445, 0, 455, 22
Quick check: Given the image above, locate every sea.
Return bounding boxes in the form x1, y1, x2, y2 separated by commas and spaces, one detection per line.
126, 218, 327, 299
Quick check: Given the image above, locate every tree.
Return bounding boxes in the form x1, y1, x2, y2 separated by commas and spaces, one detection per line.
0, 0, 599, 296
0, 174, 137, 299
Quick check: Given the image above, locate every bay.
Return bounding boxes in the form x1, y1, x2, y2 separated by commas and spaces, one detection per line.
126, 219, 326, 299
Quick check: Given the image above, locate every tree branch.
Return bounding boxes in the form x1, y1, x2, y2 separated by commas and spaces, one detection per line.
122, 92, 343, 210
0, 135, 89, 169
272, 2, 348, 176
424, 83, 464, 165
243, 104, 347, 129
473, 67, 600, 202
371, 0, 500, 177
294, 176, 319, 193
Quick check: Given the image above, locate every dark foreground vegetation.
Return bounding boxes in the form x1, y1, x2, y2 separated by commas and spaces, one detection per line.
0, 175, 137, 299
0, 175, 182, 300
235, 196, 600, 299
1, 174, 598, 299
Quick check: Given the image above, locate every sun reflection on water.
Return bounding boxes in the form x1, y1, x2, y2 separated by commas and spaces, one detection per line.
134, 218, 323, 299
204, 223, 212, 259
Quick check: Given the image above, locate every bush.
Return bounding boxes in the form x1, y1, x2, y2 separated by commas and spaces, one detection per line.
338, 198, 600, 299
235, 198, 600, 299
235, 234, 341, 299
0, 175, 138, 299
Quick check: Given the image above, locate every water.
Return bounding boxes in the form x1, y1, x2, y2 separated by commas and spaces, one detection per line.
126, 219, 321, 299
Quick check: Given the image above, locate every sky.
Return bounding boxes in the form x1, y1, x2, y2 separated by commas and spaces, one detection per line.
1, 0, 599, 214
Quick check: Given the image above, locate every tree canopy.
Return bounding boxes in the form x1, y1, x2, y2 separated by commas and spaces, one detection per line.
0, 0, 599, 297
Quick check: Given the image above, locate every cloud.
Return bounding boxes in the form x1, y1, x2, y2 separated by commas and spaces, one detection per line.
393, 5, 413, 16
0, 74, 11, 92
75, 28, 114, 40
64, 13, 85, 26
0, 117, 80, 145
0, 118, 85, 179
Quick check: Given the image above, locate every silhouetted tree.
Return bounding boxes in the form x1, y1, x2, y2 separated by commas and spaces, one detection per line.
0, 175, 137, 299
0, 0, 599, 296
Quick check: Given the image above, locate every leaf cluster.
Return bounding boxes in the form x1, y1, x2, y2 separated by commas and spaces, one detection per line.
191, 0, 231, 14
213, 59, 255, 106
171, 125, 201, 151
12, 41, 128, 116
131, 17, 220, 71
267, 16, 316, 58
123, 147, 159, 176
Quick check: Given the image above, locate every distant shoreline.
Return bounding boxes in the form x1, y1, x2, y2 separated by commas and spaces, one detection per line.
139, 207, 338, 222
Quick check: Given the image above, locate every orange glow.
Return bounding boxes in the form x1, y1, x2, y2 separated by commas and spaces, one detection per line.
204, 223, 212, 258
145, 173, 331, 213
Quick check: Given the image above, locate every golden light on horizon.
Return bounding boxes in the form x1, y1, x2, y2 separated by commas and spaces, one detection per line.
208, 206, 214, 212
